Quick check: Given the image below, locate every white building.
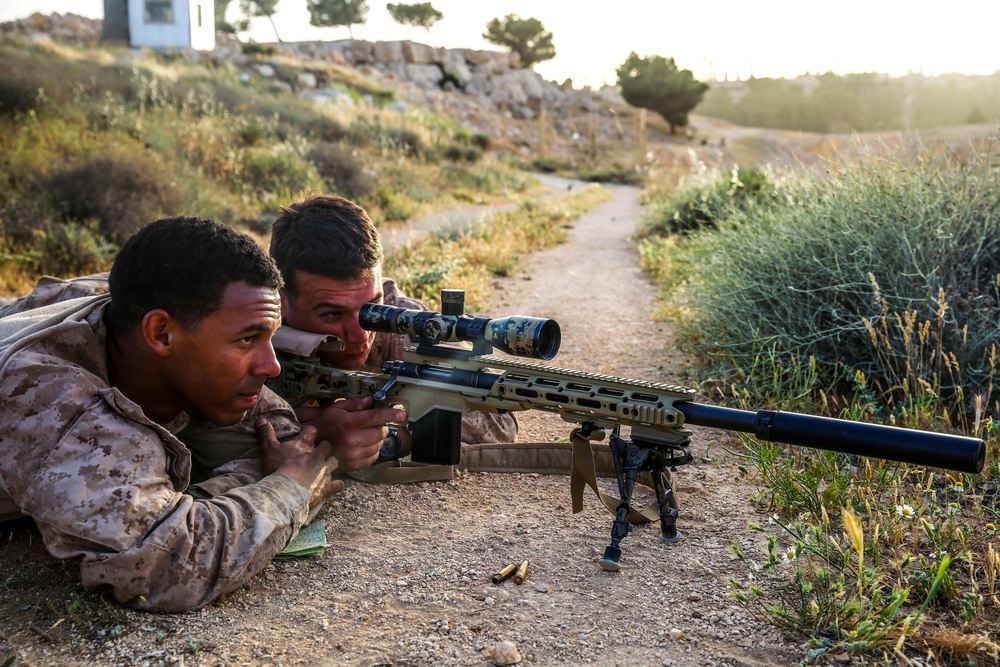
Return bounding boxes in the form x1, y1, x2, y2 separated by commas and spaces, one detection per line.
104, 0, 215, 50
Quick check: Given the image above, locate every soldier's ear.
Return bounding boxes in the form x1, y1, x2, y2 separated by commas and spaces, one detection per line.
279, 288, 290, 319
141, 309, 176, 357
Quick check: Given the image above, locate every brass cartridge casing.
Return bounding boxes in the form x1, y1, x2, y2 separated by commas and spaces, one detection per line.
491, 563, 517, 585
513, 560, 529, 585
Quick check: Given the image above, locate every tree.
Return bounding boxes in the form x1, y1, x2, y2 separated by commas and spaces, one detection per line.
482, 14, 555, 69
616, 52, 708, 134
308, 0, 370, 39
239, 0, 282, 41
386, 2, 443, 34
214, 0, 238, 32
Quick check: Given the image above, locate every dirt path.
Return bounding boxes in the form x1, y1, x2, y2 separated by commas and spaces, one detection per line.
380, 174, 582, 253
0, 185, 804, 667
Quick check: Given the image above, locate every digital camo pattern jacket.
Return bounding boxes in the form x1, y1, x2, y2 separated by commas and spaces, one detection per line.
365, 279, 519, 445
0, 296, 310, 612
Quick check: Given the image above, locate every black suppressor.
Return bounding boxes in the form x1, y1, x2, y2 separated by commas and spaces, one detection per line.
360, 302, 561, 360
677, 402, 985, 474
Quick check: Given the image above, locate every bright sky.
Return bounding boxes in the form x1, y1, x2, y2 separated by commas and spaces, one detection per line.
3, 1, 1000, 87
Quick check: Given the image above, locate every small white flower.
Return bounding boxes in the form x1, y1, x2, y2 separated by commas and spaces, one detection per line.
767, 513, 780, 525
947, 502, 960, 515
799, 511, 812, 522
896, 504, 916, 519
951, 482, 965, 493
985, 523, 996, 536
781, 546, 797, 563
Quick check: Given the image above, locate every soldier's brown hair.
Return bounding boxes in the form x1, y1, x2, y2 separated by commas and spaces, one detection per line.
269, 194, 383, 298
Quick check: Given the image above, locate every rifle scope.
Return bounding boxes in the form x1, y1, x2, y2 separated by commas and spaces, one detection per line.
359, 301, 561, 360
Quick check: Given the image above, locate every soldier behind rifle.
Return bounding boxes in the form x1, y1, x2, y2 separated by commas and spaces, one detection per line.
0, 217, 401, 611
269, 194, 519, 459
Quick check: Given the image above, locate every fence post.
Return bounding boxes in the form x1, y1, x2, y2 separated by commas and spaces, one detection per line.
633, 108, 647, 168
537, 108, 548, 161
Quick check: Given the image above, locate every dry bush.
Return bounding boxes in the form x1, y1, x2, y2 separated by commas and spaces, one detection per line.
46, 151, 187, 243
308, 142, 375, 200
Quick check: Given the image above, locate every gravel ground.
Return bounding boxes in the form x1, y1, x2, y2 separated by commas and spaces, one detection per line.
0, 183, 803, 667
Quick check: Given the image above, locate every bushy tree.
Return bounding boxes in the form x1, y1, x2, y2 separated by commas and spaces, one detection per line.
239, 0, 282, 41
482, 14, 555, 69
386, 2, 442, 33
616, 52, 708, 134
308, 0, 369, 39
214, 0, 238, 32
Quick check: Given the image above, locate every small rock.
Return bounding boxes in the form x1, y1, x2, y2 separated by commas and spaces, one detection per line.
489, 640, 522, 666
669, 628, 685, 642
535, 583, 549, 593
662, 659, 674, 666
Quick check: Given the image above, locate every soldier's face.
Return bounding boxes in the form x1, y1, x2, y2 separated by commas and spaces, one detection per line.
166, 281, 283, 425
280, 268, 383, 370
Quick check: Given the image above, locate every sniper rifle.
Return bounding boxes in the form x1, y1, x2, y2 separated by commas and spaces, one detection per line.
267, 289, 986, 571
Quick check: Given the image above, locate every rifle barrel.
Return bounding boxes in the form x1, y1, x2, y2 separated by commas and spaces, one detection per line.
677, 402, 985, 474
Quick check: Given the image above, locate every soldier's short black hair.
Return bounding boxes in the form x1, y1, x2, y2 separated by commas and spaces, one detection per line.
106, 216, 283, 334
269, 194, 383, 298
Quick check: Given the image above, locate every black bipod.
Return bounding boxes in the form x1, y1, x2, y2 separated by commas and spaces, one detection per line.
599, 426, 688, 572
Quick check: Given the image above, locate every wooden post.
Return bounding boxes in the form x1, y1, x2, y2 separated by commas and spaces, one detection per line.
634, 109, 648, 168
589, 110, 598, 167
537, 108, 548, 161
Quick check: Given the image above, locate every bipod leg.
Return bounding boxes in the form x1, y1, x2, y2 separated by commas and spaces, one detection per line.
599, 430, 649, 572
652, 458, 681, 543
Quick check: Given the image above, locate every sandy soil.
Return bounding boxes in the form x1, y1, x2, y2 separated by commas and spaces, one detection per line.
0, 182, 807, 667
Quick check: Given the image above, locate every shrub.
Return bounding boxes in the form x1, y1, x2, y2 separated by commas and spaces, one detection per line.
642, 166, 775, 236
308, 142, 375, 199
579, 165, 645, 186
240, 145, 319, 198
381, 128, 426, 158
443, 143, 482, 163
30, 220, 117, 276
673, 152, 1000, 409
470, 132, 493, 151
0, 77, 43, 116
241, 43, 276, 56
46, 152, 187, 243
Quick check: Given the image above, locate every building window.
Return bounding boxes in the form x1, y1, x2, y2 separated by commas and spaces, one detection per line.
144, 0, 174, 23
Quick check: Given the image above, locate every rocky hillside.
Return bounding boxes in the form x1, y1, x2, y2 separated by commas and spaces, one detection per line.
8, 12, 993, 178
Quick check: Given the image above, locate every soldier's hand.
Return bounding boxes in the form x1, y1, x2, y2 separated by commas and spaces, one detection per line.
296, 396, 406, 472
255, 419, 344, 508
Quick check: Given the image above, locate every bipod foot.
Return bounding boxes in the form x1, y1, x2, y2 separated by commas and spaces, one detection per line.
659, 528, 682, 543
599, 545, 622, 572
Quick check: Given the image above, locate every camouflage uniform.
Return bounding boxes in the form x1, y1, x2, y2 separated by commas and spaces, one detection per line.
0, 296, 309, 612
1, 274, 518, 445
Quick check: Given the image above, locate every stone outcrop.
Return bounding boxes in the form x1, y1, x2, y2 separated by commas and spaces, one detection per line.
1, 12, 636, 152
272, 38, 569, 120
